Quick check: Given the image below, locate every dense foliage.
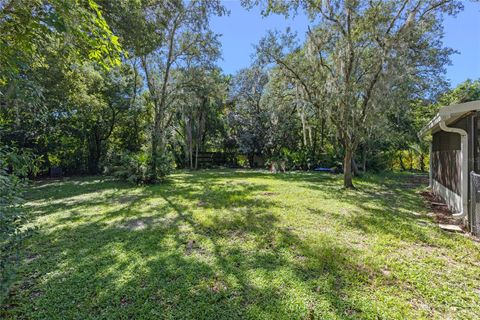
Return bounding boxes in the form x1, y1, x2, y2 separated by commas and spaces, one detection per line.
1, 0, 121, 302
0, 0, 472, 183
0, 147, 40, 304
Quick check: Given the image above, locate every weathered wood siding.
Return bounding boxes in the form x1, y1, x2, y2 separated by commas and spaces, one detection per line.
431, 117, 468, 195
431, 149, 461, 194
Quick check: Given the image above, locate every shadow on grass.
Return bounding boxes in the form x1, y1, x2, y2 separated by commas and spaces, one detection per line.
2, 170, 428, 319
296, 171, 438, 244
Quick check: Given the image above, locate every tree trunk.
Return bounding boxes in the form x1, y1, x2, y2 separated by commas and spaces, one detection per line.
398, 153, 406, 171
143, 22, 177, 181
248, 153, 254, 168
150, 119, 160, 176
312, 128, 317, 162
195, 106, 206, 170
185, 116, 193, 169
409, 150, 414, 171
308, 126, 313, 148
320, 117, 325, 151
352, 158, 359, 177
190, 145, 193, 169
88, 133, 101, 175
43, 151, 50, 174
195, 144, 199, 170
362, 146, 367, 173
88, 141, 100, 175
301, 111, 307, 147
419, 152, 425, 172
343, 148, 354, 188
132, 112, 140, 152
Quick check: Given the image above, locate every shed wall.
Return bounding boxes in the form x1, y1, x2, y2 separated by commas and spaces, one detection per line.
431, 117, 467, 196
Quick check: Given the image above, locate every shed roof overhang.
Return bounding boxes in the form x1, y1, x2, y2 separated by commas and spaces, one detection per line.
418, 100, 480, 138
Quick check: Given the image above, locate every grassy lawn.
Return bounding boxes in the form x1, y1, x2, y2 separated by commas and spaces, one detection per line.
2, 170, 480, 319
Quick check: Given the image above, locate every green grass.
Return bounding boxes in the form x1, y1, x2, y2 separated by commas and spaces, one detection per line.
2, 170, 480, 319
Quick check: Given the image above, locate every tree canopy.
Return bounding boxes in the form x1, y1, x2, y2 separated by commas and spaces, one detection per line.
0, 0, 473, 182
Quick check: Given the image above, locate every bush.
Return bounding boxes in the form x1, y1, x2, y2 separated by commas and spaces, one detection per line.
107, 151, 174, 184
236, 155, 249, 168
150, 152, 175, 181
389, 149, 429, 172
0, 147, 39, 304
266, 148, 316, 172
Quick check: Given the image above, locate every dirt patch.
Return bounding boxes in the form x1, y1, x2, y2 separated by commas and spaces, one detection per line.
120, 297, 130, 307
116, 195, 141, 204
127, 220, 147, 230
30, 290, 43, 299
228, 229, 246, 240
197, 200, 208, 207
395, 175, 429, 189
184, 239, 210, 257
474, 288, 480, 298
185, 239, 197, 255
381, 268, 391, 277
294, 253, 307, 262
420, 190, 464, 228
261, 192, 277, 196
24, 254, 40, 264
411, 298, 434, 315
210, 279, 228, 293
122, 217, 156, 231
408, 174, 429, 185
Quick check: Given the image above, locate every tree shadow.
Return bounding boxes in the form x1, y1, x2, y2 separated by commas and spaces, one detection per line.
1, 171, 381, 319
298, 172, 444, 245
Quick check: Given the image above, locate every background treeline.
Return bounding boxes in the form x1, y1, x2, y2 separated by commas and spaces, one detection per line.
2, 0, 479, 185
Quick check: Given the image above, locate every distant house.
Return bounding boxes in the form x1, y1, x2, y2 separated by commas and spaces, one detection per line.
419, 100, 480, 235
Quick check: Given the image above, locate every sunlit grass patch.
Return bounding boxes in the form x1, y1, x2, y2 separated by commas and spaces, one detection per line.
2, 170, 480, 319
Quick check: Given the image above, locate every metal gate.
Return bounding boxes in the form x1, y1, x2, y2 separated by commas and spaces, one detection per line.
469, 171, 480, 236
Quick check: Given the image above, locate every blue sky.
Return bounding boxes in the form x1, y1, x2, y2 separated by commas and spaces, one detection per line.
211, 1, 480, 87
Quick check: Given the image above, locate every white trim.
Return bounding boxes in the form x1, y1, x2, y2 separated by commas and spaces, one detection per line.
419, 100, 480, 138
432, 179, 462, 213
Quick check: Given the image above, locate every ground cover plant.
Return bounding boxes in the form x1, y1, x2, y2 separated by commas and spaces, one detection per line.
1, 170, 479, 319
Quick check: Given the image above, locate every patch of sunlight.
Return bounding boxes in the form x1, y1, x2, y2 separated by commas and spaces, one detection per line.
32, 177, 117, 189
10, 171, 480, 319
26, 188, 118, 208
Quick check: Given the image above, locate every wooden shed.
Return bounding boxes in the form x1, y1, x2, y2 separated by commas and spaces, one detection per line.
419, 100, 480, 235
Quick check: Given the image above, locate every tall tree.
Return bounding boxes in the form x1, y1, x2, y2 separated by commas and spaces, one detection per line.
175, 68, 227, 169
255, 36, 330, 160
247, 0, 460, 187
102, 0, 225, 180
229, 67, 270, 167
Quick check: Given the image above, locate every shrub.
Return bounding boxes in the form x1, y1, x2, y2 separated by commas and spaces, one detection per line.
266, 148, 315, 172
0, 147, 39, 304
107, 151, 174, 184
149, 152, 175, 181
236, 154, 249, 168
